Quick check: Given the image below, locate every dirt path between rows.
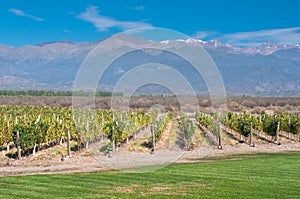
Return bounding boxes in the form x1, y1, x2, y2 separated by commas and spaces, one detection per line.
155, 121, 173, 149
1, 141, 299, 176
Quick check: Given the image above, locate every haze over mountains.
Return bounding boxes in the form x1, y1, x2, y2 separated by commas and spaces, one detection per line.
0, 37, 300, 97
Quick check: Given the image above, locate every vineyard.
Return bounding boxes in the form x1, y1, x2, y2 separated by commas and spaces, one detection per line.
0, 105, 172, 158
196, 111, 300, 147
0, 104, 300, 163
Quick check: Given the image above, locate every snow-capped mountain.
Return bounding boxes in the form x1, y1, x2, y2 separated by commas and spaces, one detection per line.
0, 37, 300, 96
169, 38, 298, 55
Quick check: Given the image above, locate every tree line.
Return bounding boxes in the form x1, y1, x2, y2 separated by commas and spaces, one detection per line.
0, 90, 122, 97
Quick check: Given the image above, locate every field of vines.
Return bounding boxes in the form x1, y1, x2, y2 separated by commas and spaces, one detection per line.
0, 105, 174, 157
1, 103, 300, 159
196, 111, 300, 145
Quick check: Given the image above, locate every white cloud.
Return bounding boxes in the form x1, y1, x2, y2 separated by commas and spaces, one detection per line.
8, 8, 44, 21
221, 27, 300, 47
64, 29, 72, 33
77, 6, 151, 32
194, 31, 219, 40
194, 27, 300, 47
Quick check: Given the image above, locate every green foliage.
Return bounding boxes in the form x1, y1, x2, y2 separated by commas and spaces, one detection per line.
104, 120, 123, 143
12, 122, 49, 152
262, 114, 279, 137
0, 106, 153, 154
200, 111, 300, 138
102, 111, 152, 145
196, 112, 219, 136
276, 113, 300, 135
0, 152, 299, 198
238, 113, 252, 137
196, 112, 211, 128
224, 112, 252, 137
181, 114, 195, 150
152, 112, 172, 142
13, 125, 36, 150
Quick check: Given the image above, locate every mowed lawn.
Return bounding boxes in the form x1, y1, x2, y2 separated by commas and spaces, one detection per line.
0, 152, 299, 198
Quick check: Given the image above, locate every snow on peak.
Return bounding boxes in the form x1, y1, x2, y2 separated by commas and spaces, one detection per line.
160, 40, 170, 44
255, 42, 295, 55
185, 38, 206, 44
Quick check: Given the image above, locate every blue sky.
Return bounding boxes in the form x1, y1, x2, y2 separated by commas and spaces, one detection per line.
1, 0, 300, 47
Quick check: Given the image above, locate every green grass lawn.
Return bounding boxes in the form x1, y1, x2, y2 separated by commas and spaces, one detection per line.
0, 152, 299, 198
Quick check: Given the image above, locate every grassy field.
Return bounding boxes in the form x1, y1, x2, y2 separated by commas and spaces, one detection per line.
0, 152, 299, 198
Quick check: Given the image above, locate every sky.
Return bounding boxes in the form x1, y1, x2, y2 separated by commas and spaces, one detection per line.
1, 0, 300, 47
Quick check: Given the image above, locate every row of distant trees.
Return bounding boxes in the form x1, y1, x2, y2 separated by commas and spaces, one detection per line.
0, 90, 122, 97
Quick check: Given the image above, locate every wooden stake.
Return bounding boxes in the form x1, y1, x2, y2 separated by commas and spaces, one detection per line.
112, 125, 115, 152
218, 123, 222, 148
33, 144, 36, 155
288, 118, 291, 138
66, 128, 71, 157
112, 140, 115, 152
276, 122, 280, 142
250, 122, 253, 146
16, 130, 21, 160
151, 124, 155, 150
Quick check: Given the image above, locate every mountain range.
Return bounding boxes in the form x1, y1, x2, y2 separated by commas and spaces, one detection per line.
0, 37, 300, 97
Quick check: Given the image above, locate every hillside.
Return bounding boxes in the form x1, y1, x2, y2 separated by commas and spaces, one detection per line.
0, 37, 300, 96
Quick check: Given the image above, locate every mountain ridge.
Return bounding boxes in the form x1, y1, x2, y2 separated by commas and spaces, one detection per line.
2, 38, 299, 55
0, 37, 299, 97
